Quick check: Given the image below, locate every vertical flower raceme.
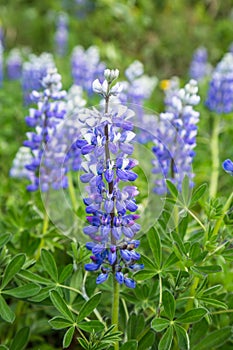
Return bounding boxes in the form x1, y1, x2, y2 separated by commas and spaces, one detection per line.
77, 69, 143, 288
71, 45, 105, 95
6, 49, 22, 80
152, 79, 200, 194
119, 60, 157, 143
22, 53, 55, 104
189, 47, 212, 81
54, 12, 69, 57
23, 68, 67, 192
10, 147, 35, 181
205, 53, 233, 113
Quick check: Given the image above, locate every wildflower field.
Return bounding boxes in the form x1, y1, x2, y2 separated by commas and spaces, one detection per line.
1, 1, 233, 349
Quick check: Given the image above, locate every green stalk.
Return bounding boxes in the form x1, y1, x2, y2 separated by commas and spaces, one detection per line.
184, 276, 199, 331
209, 116, 220, 198
212, 191, 233, 237
112, 277, 120, 350
68, 172, 78, 212
36, 210, 49, 259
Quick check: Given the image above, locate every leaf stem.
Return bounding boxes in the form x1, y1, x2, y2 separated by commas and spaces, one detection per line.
157, 274, 163, 316
112, 277, 120, 350
36, 209, 49, 259
184, 276, 199, 330
209, 116, 220, 198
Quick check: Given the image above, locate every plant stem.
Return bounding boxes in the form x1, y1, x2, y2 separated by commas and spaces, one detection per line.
157, 274, 163, 316
112, 277, 120, 350
212, 191, 233, 237
209, 116, 220, 198
184, 276, 199, 331
36, 209, 49, 259
68, 172, 78, 212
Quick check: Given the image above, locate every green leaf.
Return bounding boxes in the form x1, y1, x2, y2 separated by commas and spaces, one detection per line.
63, 326, 75, 348
78, 320, 105, 332
19, 270, 52, 285
120, 340, 138, 350
29, 286, 52, 302
134, 269, 157, 281
174, 324, 190, 350
159, 326, 173, 350
41, 249, 58, 282
190, 318, 208, 348
1, 254, 26, 289
78, 338, 89, 350
77, 292, 101, 322
201, 284, 222, 296
59, 264, 73, 284
166, 180, 178, 198
151, 317, 170, 332
192, 327, 232, 350
190, 243, 202, 262
0, 346, 8, 350
147, 226, 162, 269
2, 284, 40, 298
0, 233, 11, 248
50, 290, 74, 322
49, 316, 73, 329
9, 327, 30, 350
177, 308, 207, 324
127, 313, 145, 340
181, 175, 191, 206
0, 294, 15, 323
198, 297, 227, 309
190, 184, 207, 206
163, 290, 176, 320
163, 252, 179, 269
192, 265, 222, 275
140, 254, 157, 269
138, 330, 155, 350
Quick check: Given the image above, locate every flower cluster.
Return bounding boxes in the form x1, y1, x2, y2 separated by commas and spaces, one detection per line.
119, 60, 157, 143
205, 53, 233, 113
22, 53, 55, 104
23, 68, 67, 192
222, 159, 233, 176
152, 79, 200, 194
6, 49, 22, 80
54, 12, 69, 56
77, 69, 143, 287
10, 147, 34, 180
71, 45, 105, 95
189, 47, 212, 81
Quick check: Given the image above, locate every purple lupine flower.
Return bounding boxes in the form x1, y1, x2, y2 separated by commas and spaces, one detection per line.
22, 53, 55, 105
79, 69, 143, 287
71, 45, 105, 95
23, 68, 67, 191
152, 79, 200, 194
118, 60, 157, 144
10, 147, 34, 180
222, 159, 233, 175
189, 47, 212, 81
6, 49, 22, 80
0, 42, 3, 87
205, 53, 233, 113
54, 12, 69, 57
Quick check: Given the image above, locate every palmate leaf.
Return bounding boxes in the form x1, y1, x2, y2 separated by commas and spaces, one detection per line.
9, 327, 30, 350
174, 324, 190, 350
163, 290, 176, 320
158, 326, 173, 350
63, 326, 75, 348
50, 290, 74, 322
151, 317, 170, 332
49, 316, 73, 330
77, 292, 102, 322
177, 308, 207, 324
192, 327, 232, 350
1, 254, 26, 289
0, 295, 15, 323
41, 249, 58, 282
147, 226, 162, 269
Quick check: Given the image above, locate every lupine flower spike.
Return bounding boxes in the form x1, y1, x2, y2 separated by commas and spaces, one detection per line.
23, 68, 67, 192
77, 69, 143, 288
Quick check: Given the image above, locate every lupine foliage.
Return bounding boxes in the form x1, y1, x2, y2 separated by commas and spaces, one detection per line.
1, 2, 233, 350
